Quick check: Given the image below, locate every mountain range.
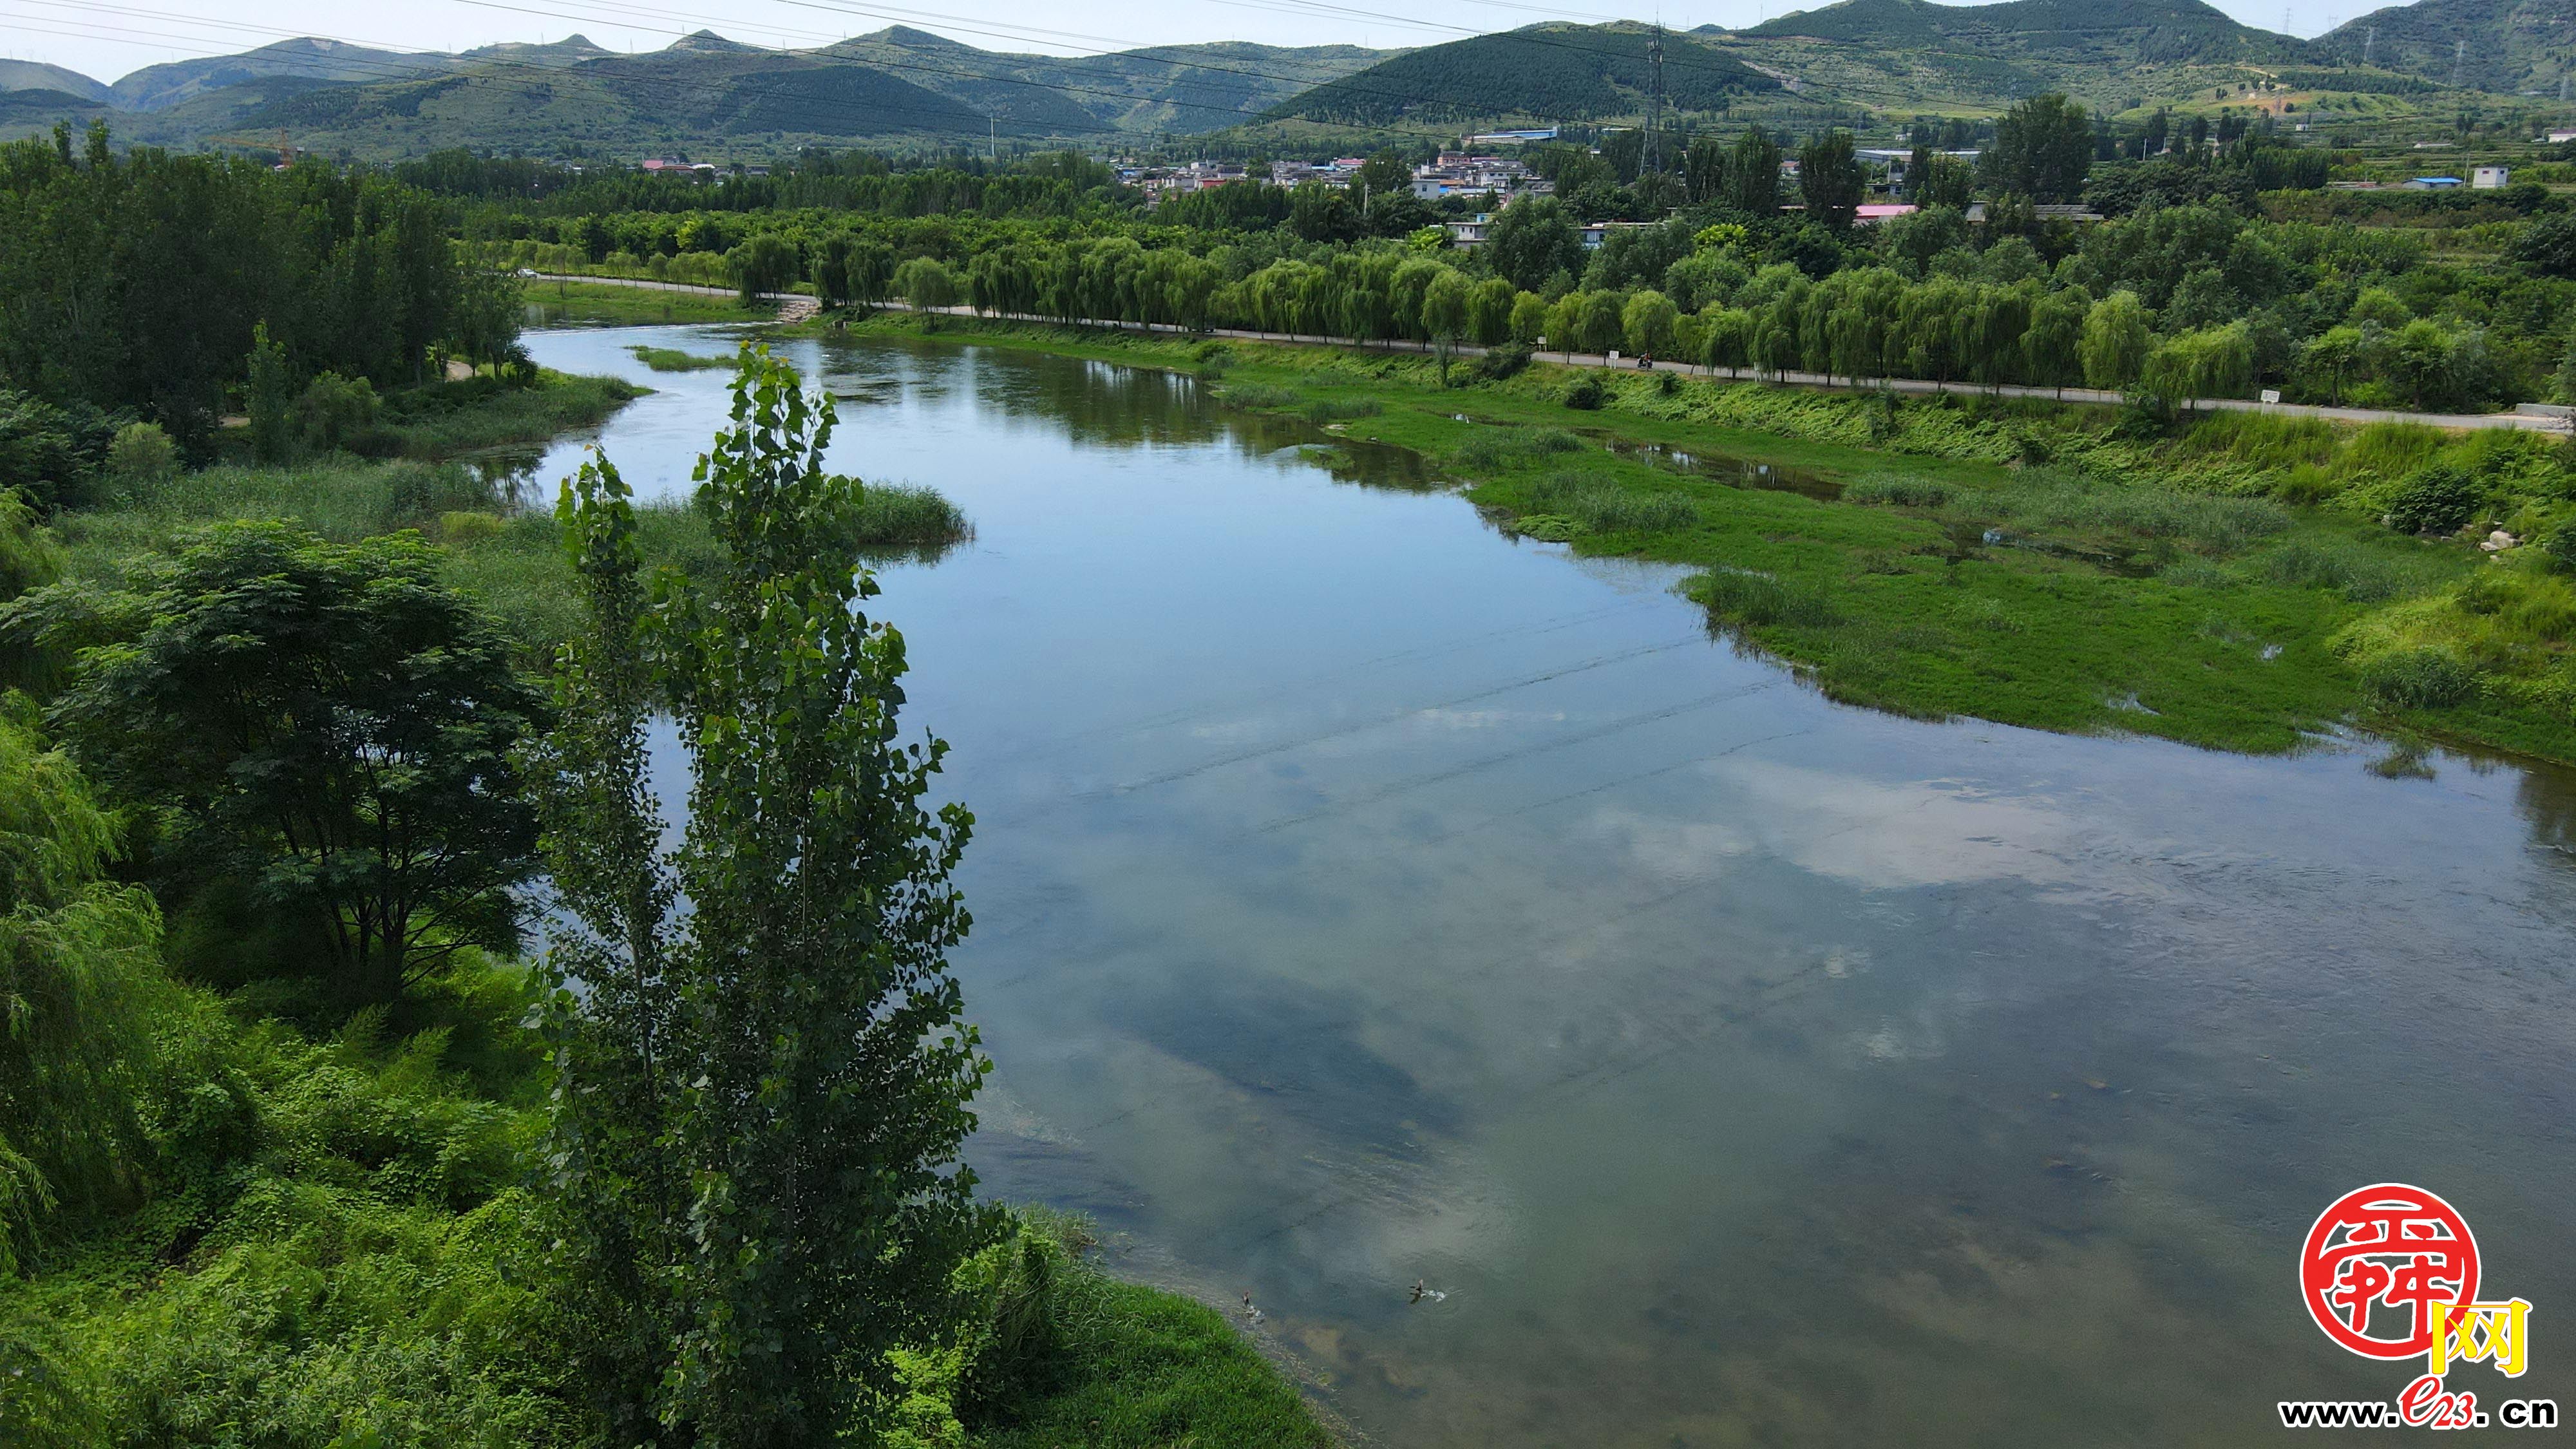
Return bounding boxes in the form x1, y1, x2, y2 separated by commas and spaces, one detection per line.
0, 0, 2557, 159
0, 29, 1401, 156
2316, 0, 2576, 95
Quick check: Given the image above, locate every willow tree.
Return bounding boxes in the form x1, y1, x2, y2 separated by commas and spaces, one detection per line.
539, 348, 997, 1445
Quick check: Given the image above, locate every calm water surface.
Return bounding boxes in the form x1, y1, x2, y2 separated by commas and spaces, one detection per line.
520, 325, 2576, 1447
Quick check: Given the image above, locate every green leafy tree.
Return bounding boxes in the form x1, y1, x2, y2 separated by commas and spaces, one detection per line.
1576, 290, 1627, 354
1351, 151, 1412, 213
1509, 290, 1550, 345
290, 372, 379, 455
538, 350, 998, 1444
245, 323, 294, 464
896, 256, 960, 315
1683, 135, 1728, 204
1728, 127, 1783, 216
6, 524, 542, 1009
1797, 130, 1865, 231
448, 270, 526, 377
727, 234, 802, 307
813, 234, 859, 308
2141, 323, 2255, 410
1917, 155, 1976, 209
1466, 278, 1516, 346
2511, 213, 2576, 278
1622, 290, 1680, 359
1421, 270, 1472, 384
2023, 289, 2088, 397
0, 713, 174, 1273
103, 422, 175, 489
1484, 196, 1584, 294
1985, 93, 2096, 203
1701, 306, 1754, 374
2081, 290, 2154, 390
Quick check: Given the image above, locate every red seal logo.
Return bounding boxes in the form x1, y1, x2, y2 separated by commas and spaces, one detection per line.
2301, 1183, 2481, 1360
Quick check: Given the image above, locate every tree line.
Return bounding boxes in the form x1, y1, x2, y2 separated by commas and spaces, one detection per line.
0, 124, 522, 455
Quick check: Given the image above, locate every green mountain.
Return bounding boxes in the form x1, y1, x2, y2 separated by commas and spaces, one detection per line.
1739, 0, 2293, 60
0, 27, 1398, 155
111, 37, 451, 111
204, 45, 990, 157
0, 59, 111, 105
2316, 0, 2576, 94
459, 36, 616, 69
1709, 0, 2310, 110
1264, 23, 1776, 127
817, 28, 1399, 135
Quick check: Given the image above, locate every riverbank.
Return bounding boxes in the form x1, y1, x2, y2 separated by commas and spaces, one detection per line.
16, 366, 1342, 1448
378, 370, 647, 456
806, 310, 2576, 766
523, 276, 776, 327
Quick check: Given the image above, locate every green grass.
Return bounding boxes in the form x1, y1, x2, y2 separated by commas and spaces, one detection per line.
972, 1271, 1332, 1449
57, 460, 969, 663
629, 344, 739, 373
525, 279, 770, 327
810, 310, 2576, 764
377, 370, 649, 457
52, 374, 969, 664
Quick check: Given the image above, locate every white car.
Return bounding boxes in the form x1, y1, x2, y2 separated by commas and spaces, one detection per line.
515, 267, 537, 278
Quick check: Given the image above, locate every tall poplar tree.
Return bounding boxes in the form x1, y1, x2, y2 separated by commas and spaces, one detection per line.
539, 347, 998, 1446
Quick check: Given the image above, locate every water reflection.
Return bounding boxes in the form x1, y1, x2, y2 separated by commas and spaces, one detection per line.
521, 324, 2576, 1448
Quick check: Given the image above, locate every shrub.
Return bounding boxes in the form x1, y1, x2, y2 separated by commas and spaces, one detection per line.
627, 345, 735, 373
2543, 524, 2576, 574
2383, 462, 2481, 535
2254, 540, 2429, 602
0, 388, 118, 511
292, 372, 381, 455
1522, 470, 1700, 533
846, 482, 972, 550
384, 460, 498, 523
2361, 649, 2478, 709
1302, 395, 1381, 423
1212, 382, 1296, 410
1450, 426, 1584, 472
104, 422, 176, 489
1844, 475, 1951, 507
1562, 374, 1607, 410
1694, 569, 1837, 626
1986, 472, 2291, 554
1474, 342, 1532, 381
438, 510, 506, 544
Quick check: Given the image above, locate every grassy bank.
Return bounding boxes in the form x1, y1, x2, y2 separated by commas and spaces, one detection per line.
811, 310, 2576, 766
3, 953, 1331, 1449
52, 455, 969, 661
524, 278, 772, 327
379, 370, 647, 455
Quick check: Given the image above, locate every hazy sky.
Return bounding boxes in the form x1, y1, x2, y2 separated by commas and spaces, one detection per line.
5, 0, 2378, 87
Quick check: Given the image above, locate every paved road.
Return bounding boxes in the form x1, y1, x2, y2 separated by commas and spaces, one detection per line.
523, 272, 2567, 433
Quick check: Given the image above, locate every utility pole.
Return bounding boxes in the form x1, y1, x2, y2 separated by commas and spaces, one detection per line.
1646, 21, 1666, 176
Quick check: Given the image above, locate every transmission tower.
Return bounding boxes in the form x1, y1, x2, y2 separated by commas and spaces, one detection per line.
2363, 24, 2376, 65
1645, 21, 1667, 176
2452, 39, 2467, 88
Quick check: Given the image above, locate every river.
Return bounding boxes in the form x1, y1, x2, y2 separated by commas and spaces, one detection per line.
515, 324, 2576, 1446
